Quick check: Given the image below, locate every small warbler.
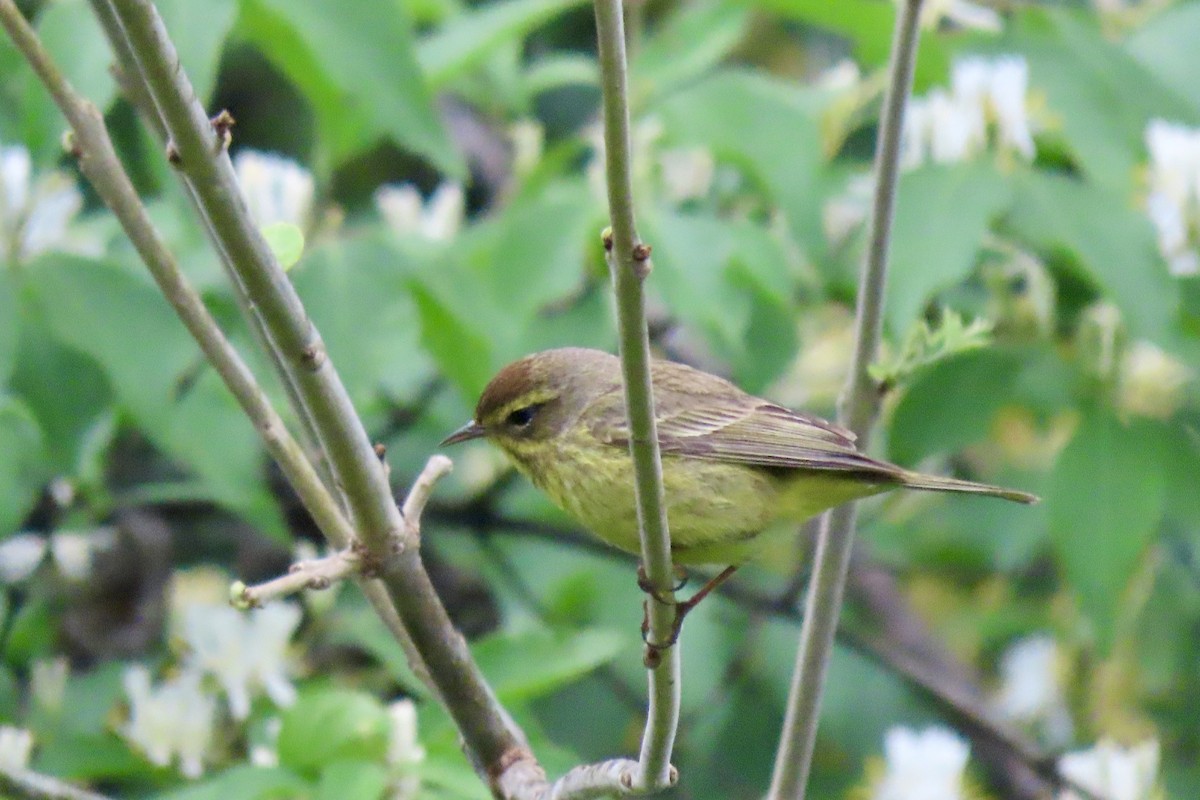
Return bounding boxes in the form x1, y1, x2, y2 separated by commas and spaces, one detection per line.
443, 348, 1036, 618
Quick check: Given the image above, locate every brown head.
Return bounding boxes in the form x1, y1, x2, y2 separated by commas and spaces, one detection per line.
441, 348, 621, 451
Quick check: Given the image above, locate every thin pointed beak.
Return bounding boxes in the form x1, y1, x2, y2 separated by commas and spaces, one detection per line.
441, 420, 487, 446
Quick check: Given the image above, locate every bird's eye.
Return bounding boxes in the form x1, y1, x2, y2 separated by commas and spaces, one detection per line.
506, 405, 538, 428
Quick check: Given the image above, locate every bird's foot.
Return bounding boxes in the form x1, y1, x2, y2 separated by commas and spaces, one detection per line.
637, 564, 739, 664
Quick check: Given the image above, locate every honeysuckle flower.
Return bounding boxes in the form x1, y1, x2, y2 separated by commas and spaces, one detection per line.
509, 119, 545, 178
249, 717, 282, 768
873, 726, 970, 800
31, 657, 69, 713
1119, 340, 1192, 419
658, 146, 716, 204
50, 527, 115, 582
823, 172, 875, 245
903, 56, 1035, 170
375, 182, 465, 242
993, 636, 1073, 746
388, 699, 425, 799
0, 143, 83, 263
0, 726, 33, 773
1144, 120, 1200, 276
232, 150, 314, 228
0, 534, 47, 584
1058, 739, 1161, 800
122, 666, 215, 778
922, 0, 1003, 31
181, 602, 301, 720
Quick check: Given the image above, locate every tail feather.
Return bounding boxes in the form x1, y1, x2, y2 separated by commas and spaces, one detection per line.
898, 470, 1039, 504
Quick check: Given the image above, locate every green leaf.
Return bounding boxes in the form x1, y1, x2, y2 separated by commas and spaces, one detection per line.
150, 765, 310, 800
418, 0, 587, 88
0, 394, 45, 537
409, 257, 499, 399
464, 180, 593, 320
34, 731, 149, 782
314, 760, 390, 800
291, 235, 432, 411
10, 309, 111, 474
1046, 410, 1165, 649
656, 69, 825, 252
1008, 7, 1197, 190
239, 0, 460, 174
888, 163, 1012, 332
156, 0, 238, 102
1126, 3, 1200, 116
277, 689, 391, 776
0, 270, 16, 385
320, 599, 430, 698
1006, 171, 1177, 342
887, 348, 1023, 465
633, 0, 751, 98
739, 0, 948, 89
260, 222, 305, 270
24, 256, 282, 536
473, 626, 623, 702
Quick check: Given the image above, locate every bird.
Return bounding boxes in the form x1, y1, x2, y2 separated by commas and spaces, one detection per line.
442, 347, 1037, 640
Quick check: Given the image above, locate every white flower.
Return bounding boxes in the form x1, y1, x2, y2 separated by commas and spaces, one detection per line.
50, 527, 114, 582
181, 602, 301, 720
989, 57, 1036, 160
1119, 340, 1192, 419
922, 0, 1003, 31
388, 699, 425, 800
0, 726, 33, 773
233, 150, 314, 228
0, 535, 47, 584
31, 657, 69, 713
873, 726, 969, 800
1144, 120, 1200, 275
509, 120, 545, 178
993, 636, 1073, 746
0, 144, 83, 262
249, 717, 282, 768
904, 56, 1035, 170
374, 182, 465, 242
1058, 739, 1161, 800
658, 147, 715, 204
122, 666, 216, 779
823, 173, 876, 245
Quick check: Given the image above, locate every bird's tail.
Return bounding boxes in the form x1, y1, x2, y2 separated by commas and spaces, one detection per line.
897, 470, 1039, 504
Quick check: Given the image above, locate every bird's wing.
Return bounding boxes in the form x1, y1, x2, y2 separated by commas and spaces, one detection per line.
591, 385, 898, 475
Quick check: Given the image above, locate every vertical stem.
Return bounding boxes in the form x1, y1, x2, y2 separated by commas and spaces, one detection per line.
592, 0, 679, 788
766, 0, 924, 797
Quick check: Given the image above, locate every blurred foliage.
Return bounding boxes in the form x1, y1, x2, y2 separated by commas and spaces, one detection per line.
1, 0, 1199, 797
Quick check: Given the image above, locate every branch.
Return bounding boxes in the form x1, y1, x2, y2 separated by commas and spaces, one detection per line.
0, 769, 111, 800
769, 3, 925, 792
593, 0, 679, 789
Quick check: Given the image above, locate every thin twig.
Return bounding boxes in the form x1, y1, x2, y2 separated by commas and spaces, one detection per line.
767, 2, 925, 793
232, 549, 360, 608
592, 0, 679, 789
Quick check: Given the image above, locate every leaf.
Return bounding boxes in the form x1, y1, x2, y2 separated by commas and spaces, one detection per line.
37, 0, 115, 112
0, 395, 44, 537
418, 0, 587, 88
1046, 410, 1165, 650
409, 265, 497, 399
24, 256, 282, 536
888, 348, 1023, 465
260, 222, 305, 270
239, 0, 460, 174
291, 236, 433, 410
633, 0, 751, 98
314, 760, 390, 800
0, 269, 17, 386
1006, 171, 1177, 342
472, 626, 623, 702
888, 163, 1012, 332
150, 766, 310, 800
1008, 7, 1198, 190
155, 0, 238, 102
1125, 3, 1200, 117
737, 0, 949, 89
277, 689, 391, 776
656, 69, 826, 252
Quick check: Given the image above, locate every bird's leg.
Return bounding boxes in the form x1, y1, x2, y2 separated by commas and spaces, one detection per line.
638, 564, 740, 650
